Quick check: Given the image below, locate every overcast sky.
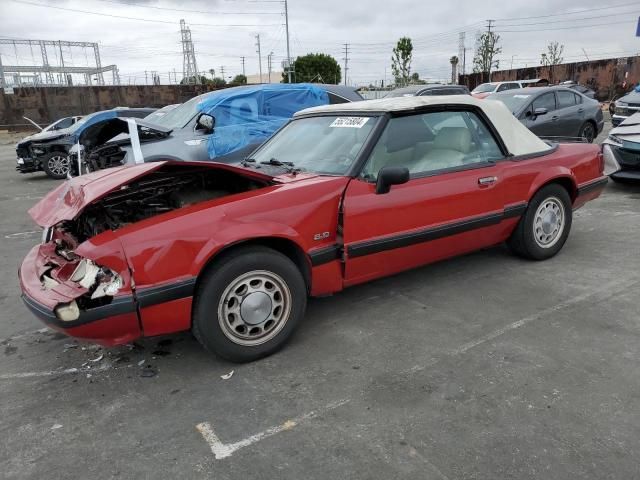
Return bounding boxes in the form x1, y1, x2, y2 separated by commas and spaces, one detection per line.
1, 0, 639, 86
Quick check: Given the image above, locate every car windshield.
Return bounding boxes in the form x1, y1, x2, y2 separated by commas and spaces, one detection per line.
486, 92, 532, 113
249, 115, 378, 175
384, 86, 424, 98
149, 95, 202, 129
472, 83, 496, 93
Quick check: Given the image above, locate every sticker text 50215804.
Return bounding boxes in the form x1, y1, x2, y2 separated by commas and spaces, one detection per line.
330, 117, 370, 128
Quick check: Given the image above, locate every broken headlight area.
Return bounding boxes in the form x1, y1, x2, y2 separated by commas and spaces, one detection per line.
39, 231, 125, 322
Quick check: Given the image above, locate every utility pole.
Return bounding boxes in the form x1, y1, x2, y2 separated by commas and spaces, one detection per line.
240, 56, 245, 77
220, 66, 225, 81
284, 0, 292, 83
342, 43, 349, 86
486, 19, 495, 82
255, 34, 262, 83
267, 52, 274, 83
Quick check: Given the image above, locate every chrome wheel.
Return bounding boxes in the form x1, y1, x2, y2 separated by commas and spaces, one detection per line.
533, 197, 565, 248
218, 270, 292, 346
47, 155, 70, 176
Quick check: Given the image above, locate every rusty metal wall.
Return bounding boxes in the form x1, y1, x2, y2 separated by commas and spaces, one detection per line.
460, 56, 640, 100
0, 85, 226, 130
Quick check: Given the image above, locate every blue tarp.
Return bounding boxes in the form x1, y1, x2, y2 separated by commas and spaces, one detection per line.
196, 83, 329, 158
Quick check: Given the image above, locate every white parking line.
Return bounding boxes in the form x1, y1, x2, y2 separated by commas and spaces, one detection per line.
196, 399, 350, 459
0, 362, 111, 380
452, 276, 639, 356
4, 230, 40, 239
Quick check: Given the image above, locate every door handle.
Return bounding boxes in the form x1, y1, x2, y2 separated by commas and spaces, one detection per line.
578, 108, 584, 113
551, 115, 559, 121
478, 176, 497, 186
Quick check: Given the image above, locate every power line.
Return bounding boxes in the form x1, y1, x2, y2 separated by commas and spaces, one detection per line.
8, 0, 282, 27
496, 20, 637, 33
494, 1, 639, 21
90, 0, 281, 15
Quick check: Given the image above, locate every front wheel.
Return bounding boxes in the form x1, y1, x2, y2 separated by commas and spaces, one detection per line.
42, 152, 71, 179
193, 246, 307, 362
508, 184, 572, 261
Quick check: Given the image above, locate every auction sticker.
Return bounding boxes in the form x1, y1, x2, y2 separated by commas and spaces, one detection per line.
330, 117, 370, 128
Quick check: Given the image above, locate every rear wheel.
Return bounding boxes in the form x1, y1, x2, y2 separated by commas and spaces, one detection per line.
579, 121, 596, 143
508, 184, 572, 260
193, 246, 307, 362
42, 152, 70, 179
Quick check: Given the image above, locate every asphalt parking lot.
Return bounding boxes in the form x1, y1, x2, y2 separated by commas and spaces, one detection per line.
1, 121, 640, 480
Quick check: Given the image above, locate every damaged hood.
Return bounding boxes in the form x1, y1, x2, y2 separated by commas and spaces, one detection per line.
18, 128, 72, 147
28, 161, 275, 226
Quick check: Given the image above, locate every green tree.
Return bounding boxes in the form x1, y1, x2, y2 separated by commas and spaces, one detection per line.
283, 53, 341, 84
211, 77, 227, 88
472, 31, 502, 82
540, 41, 564, 66
231, 74, 247, 85
409, 72, 426, 85
391, 37, 413, 86
180, 75, 209, 85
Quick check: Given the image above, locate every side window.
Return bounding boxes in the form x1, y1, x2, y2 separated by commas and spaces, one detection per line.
557, 91, 576, 109
361, 110, 503, 179
574, 93, 583, 104
532, 92, 556, 112
497, 84, 509, 92
327, 92, 349, 104
55, 117, 74, 129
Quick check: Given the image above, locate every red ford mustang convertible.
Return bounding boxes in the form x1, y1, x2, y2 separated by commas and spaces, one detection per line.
19, 96, 607, 362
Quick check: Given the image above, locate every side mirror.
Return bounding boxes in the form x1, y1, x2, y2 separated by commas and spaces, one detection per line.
532, 107, 548, 119
375, 166, 410, 194
196, 113, 215, 133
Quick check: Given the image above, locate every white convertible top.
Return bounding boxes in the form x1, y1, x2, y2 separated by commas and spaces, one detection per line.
295, 95, 552, 157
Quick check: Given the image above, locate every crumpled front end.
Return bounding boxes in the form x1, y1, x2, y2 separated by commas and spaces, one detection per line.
18, 226, 141, 346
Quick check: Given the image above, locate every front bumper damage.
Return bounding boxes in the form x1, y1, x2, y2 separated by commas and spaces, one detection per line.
18, 235, 141, 346
603, 142, 640, 181
16, 156, 40, 173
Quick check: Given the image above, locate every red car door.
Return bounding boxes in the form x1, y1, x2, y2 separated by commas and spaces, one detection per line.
341, 109, 521, 286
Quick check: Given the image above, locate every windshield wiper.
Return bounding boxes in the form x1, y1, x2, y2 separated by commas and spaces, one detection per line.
259, 158, 302, 174
260, 157, 294, 167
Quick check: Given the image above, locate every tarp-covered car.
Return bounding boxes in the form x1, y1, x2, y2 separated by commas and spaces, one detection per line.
16, 108, 156, 179
19, 95, 607, 362
86, 83, 363, 171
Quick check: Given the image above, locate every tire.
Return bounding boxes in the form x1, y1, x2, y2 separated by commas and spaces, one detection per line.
579, 121, 596, 143
41, 151, 71, 179
508, 184, 572, 261
192, 246, 307, 362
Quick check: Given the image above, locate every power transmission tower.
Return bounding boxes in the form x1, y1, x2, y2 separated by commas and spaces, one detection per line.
180, 19, 199, 84
0, 39, 114, 87
284, 0, 292, 83
240, 56, 245, 77
342, 43, 349, 86
255, 34, 263, 83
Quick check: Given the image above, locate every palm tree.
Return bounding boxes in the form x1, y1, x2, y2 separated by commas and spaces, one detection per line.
450, 56, 459, 84
209, 69, 215, 80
